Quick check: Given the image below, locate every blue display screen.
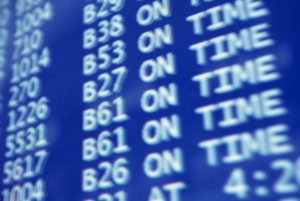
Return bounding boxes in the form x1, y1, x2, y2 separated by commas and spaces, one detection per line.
1, 0, 300, 200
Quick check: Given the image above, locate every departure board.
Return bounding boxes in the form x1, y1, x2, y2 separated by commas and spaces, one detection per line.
0, 0, 300, 200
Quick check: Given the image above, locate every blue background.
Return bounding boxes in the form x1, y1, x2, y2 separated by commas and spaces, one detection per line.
1, 0, 300, 200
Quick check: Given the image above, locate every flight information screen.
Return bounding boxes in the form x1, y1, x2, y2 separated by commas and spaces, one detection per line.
0, 0, 300, 200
